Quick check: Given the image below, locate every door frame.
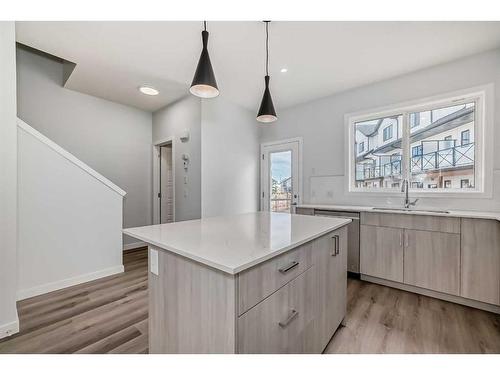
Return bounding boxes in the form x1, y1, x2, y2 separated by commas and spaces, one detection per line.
152, 137, 176, 224
260, 137, 303, 211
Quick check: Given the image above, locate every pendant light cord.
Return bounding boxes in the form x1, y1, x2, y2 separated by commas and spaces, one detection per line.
204, 21, 207, 31
265, 21, 269, 76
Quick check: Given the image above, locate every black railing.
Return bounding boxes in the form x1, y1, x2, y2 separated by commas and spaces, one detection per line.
411, 143, 474, 173
356, 143, 474, 181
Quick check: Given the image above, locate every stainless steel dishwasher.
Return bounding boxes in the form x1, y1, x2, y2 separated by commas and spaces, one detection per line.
314, 210, 360, 274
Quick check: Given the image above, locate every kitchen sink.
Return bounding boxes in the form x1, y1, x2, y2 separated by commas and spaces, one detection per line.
372, 207, 450, 214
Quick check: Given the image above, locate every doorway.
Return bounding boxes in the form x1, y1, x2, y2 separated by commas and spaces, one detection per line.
152, 138, 175, 224
260, 138, 302, 212
159, 144, 174, 224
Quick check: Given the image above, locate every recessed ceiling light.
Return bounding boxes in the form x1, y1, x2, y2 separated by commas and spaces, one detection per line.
280, 68, 288, 73
139, 86, 159, 96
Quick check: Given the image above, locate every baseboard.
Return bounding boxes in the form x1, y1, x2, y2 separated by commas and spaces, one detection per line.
0, 316, 19, 339
361, 274, 500, 315
123, 241, 147, 251
17, 265, 124, 301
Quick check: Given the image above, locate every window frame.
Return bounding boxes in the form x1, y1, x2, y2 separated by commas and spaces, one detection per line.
345, 85, 491, 198
382, 124, 393, 141
461, 129, 470, 146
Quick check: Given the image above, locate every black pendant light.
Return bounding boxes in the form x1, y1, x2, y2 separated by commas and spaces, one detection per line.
190, 21, 219, 98
257, 21, 277, 123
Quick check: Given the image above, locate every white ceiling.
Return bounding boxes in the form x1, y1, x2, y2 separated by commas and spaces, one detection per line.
15, 21, 500, 113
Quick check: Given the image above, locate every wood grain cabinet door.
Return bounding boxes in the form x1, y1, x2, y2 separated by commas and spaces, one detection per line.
404, 229, 460, 295
461, 219, 500, 305
360, 225, 403, 282
237, 268, 316, 354
313, 227, 348, 352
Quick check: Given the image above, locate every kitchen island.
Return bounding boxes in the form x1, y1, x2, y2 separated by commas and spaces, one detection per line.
123, 211, 351, 354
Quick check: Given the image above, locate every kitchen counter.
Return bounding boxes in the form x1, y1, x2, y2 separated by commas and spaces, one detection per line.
123, 211, 351, 274
124, 211, 351, 353
297, 204, 500, 222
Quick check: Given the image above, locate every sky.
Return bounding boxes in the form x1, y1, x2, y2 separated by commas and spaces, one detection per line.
271, 151, 291, 182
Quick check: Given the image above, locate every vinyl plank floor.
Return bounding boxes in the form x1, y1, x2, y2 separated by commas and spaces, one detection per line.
325, 278, 500, 354
0, 248, 149, 354
1, 247, 499, 354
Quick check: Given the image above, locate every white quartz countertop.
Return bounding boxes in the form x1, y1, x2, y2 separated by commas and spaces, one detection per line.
123, 211, 351, 275
297, 204, 500, 221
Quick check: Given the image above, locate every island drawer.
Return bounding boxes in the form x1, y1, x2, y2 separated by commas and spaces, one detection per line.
237, 267, 316, 353
361, 212, 460, 233
238, 240, 313, 315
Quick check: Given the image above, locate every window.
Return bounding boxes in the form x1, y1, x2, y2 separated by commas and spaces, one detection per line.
412, 145, 423, 157
350, 89, 483, 193
354, 115, 402, 190
409, 113, 420, 128
383, 125, 393, 141
461, 130, 470, 146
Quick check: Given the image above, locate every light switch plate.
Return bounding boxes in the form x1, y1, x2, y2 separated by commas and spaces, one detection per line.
150, 248, 159, 275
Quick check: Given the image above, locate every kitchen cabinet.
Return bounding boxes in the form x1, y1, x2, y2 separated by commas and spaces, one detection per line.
238, 267, 317, 354
360, 224, 403, 282
461, 218, 500, 305
313, 226, 348, 351
404, 229, 460, 295
134, 213, 350, 354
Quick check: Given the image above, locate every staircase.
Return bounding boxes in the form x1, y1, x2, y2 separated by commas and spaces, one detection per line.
16, 119, 126, 300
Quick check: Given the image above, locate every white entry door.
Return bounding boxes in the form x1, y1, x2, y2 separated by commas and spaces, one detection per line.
261, 139, 301, 212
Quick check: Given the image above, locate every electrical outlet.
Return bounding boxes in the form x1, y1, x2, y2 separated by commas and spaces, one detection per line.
150, 248, 159, 275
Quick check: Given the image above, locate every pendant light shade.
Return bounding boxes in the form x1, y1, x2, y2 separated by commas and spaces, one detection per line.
257, 75, 277, 122
257, 21, 277, 123
190, 22, 219, 98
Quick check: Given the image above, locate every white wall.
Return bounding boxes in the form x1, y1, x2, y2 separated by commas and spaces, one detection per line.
153, 96, 202, 221
0, 22, 19, 338
201, 97, 260, 217
17, 121, 124, 299
16, 46, 153, 246
260, 48, 500, 212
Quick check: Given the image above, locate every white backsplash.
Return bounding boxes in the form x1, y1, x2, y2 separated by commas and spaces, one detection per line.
308, 170, 500, 212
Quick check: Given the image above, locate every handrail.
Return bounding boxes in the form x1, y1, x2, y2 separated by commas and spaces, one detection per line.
17, 118, 126, 197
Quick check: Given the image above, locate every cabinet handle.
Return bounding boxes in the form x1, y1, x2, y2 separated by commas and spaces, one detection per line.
331, 235, 340, 256
399, 232, 403, 247
278, 309, 299, 328
278, 261, 299, 274
405, 232, 409, 247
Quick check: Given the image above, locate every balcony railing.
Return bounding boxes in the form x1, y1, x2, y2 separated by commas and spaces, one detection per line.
411, 143, 474, 173
355, 143, 474, 181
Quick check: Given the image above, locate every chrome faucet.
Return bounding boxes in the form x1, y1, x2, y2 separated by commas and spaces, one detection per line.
401, 179, 419, 209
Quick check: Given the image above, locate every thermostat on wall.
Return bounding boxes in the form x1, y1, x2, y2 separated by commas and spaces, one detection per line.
180, 131, 190, 142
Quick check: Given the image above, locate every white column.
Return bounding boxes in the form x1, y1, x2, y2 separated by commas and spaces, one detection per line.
0, 21, 19, 338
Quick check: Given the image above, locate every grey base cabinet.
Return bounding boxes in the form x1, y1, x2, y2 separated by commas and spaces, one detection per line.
404, 229, 460, 295
149, 227, 348, 353
360, 224, 403, 283
360, 212, 500, 310
313, 229, 348, 351
461, 218, 500, 305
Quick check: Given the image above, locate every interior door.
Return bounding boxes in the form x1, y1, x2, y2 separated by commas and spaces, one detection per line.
261, 140, 301, 212
160, 145, 174, 224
